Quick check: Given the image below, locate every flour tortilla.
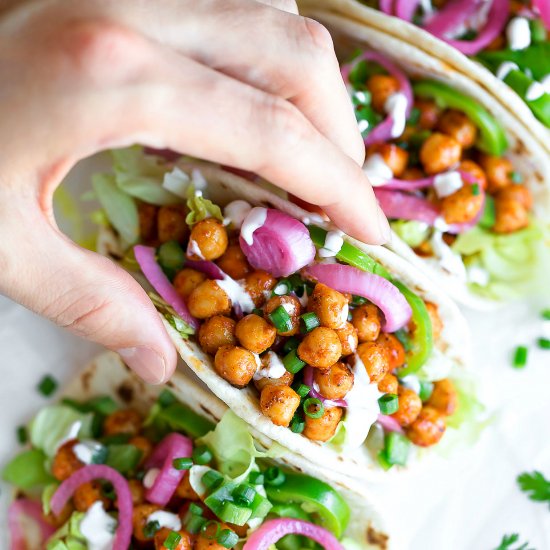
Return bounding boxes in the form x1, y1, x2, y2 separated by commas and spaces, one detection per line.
61, 352, 398, 549
98, 158, 470, 482
299, 0, 550, 156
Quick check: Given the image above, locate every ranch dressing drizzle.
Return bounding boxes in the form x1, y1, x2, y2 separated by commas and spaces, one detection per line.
80, 501, 116, 550
384, 92, 408, 138
430, 231, 467, 280
223, 200, 252, 230
146, 510, 182, 531
525, 81, 545, 101
506, 17, 531, 50
496, 61, 519, 81
253, 352, 287, 380
73, 441, 103, 465
241, 207, 267, 245
319, 230, 345, 258
363, 154, 393, 186
215, 276, 255, 314
187, 239, 205, 259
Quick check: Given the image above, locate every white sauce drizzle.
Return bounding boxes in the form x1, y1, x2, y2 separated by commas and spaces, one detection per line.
253, 352, 287, 381
187, 239, 205, 260
223, 200, 252, 230
80, 501, 116, 550
496, 61, 519, 81
357, 119, 370, 133
73, 441, 103, 465
336, 303, 349, 329
526, 81, 545, 101
542, 320, 550, 340
431, 231, 467, 280
506, 17, 531, 50
318, 230, 345, 258
55, 421, 82, 451
241, 207, 268, 246
191, 169, 208, 191
162, 166, 190, 198
433, 216, 450, 232
384, 92, 408, 138
400, 375, 421, 395
215, 277, 255, 314
301, 213, 325, 226
467, 265, 490, 287
143, 468, 160, 489
363, 154, 394, 187
541, 74, 550, 94
420, 0, 434, 16
433, 171, 463, 198
146, 510, 182, 531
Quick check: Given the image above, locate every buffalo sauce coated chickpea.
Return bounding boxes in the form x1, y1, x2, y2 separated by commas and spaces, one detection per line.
303, 406, 343, 441
245, 270, 277, 307
391, 386, 422, 427
440, 185, 484, 224
126, 479, 145, 506
132, 503, 161, 541
437, 109, 478, 149
427, 379, 458, 416
335, 322, 358, 356
51, 440, 84, 481
198, 315, 237, 355
479, 154, 514, 193
406, 406, 446, 446
175, 473, 200, 500
496, 184, 532, 210
458, 160, 487, 190
196, 524, 235, 550
297, 327, 342, 368
419, 132, 462, 175
188, 218, 228, 261
401, 167, 425, 181
260, 384, 301, 427
376, 333, 405, 370
235, 314, 277, 353
308, 283, 349, 330
73, 481, 110, 512
366, 144, 409, 177
174, 268, 206, 300
313, 362, 354, 400
138, 202, 158, 242
128, 436, 153, 465
352, 304, 381, 343
214, 345, 258, 387
414, 98, 441, 129
217, 243, 250, 279
157, 205, 189, 244
103, 409, 142, 436
265, 295, 302, 336
493, 196, 529, 233
188, 280, 232, 319
366, 74, 400, 112
154, 528, 193, 550
424, 301, 443, 341
356, 341, 390, 383
378, 372, 398, 394
254, 370, 294, 392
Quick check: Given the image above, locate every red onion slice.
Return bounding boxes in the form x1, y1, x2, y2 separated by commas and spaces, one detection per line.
239, 208, 315, 278
375, 168, 476, 191
377, 414, 405, 434
423, 0, 482, 35
303, 263, 412, 332
303, 366, 348, 408
50, 465, 133, 550
379, 0, 395, 15
143, 147, 181, 162
534, 0, 550, 29
395, 0, 421, 21
243, 518, 344, 550
134, 245, 199, 330
185, 259, 224, 280
8, 499, 55, 550
144, 433, 193, 506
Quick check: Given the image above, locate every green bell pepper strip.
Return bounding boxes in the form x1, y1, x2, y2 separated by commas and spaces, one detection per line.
156, 402, 215, 439
413, 79, 508, 156
264, 471, 350, 538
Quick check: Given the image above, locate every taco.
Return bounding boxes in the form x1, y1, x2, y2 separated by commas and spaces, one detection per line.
2, 352, 395, 550
301, 0, 550, 155
84, 144, 480, 481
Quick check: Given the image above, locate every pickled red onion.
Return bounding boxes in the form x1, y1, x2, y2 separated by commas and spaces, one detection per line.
533, 0, 550, 29
185, 259, 224, 280
303, 366, 348, 408
423, 0, 482, 35
8, 499, 55, 550
377, 414, 405, 434
395, 0, 421, 21
379, 0, 394, 15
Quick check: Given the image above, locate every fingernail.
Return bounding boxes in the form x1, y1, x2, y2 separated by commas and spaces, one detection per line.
376, 204, 392, 244
116, 346, 167, 385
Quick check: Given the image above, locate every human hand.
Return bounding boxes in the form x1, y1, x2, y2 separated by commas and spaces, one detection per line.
0, 0, 388, 383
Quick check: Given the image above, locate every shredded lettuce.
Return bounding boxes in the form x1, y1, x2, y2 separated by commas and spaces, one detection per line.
42, 483, 59, 515
2, 449, 54, 490
186, 183, 223, 226
391, 220, 431, 248
53, 187, 96, 250
46, 511, 87, 550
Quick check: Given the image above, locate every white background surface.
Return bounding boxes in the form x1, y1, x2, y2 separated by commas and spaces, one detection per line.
0, 157, 548, 549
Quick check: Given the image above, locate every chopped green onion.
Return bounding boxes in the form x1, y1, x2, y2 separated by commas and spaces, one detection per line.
264, 467, 286, 487
37, 375, 57, 397
252, 308, 264, 317
163, 531, 182, 550
300, 312, 320, 333
294, 384, 311, 398
158, 389, 177, 408
407, 106, 421, 126
378, 393, 399, 415
217, 529, 239, 549
16, 426, 28, 445
541, 309, 550, 321
471, 183, 480, 196
268, 305, 293, 333
233, 484, 256, 506
303, 397, 324, 419
537, 338, 550, 350
143, 520, 161, 538
290, 414, 305, 434
202, 469, 224, 490
192, 445, 213, 465
351, 295, 368, 307
418, 380, 434, 402
101, 482, 116, 500
91, 445, 108, 465
530, 18, 547, 42
158, 240, 186, 271
509, 171, 523, 184
185, 514, 207, 534
218, 501, 251, 525
513, 345, 528, 368
381, 432, 410, 467
272, 281, 290, 296
478, 196, 496, 229
173, 457, 193, 470
282, 336, 300, 354
189, 502, 204, 516
201, 520, 221, 540
282, 349, 306, 374
248, 471, 265, 485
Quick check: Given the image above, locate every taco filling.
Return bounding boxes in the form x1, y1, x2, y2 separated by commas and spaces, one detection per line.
3, 382, 363, 549
342, 49, 544, 299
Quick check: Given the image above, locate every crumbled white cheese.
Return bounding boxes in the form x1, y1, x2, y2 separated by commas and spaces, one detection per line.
143, 468, 160, 489
526, 81, 545, 101
400, 375, 421, 395
433, 171, 463, 198
506, 17, 531, 50
80, 501, 116, 550
384, 92, 408, 138
73, 441, 103, 465
496, 61, 519, 81
146, 510, 182, 531
363, 154, 393, 187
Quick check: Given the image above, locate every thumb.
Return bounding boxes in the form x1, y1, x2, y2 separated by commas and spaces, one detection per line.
1, 209, 177, 384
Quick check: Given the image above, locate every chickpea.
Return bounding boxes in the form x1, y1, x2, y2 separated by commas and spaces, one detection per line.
214, 345, 258, 387
356, 342, 390, 383
188, 280, 232, 319
244, 270, 277, 307
376, 333, 405, 370
458, 160, 487, 190
377, 373, 398, 394
406, 406, 446, 447
298, 327, 342, 369
425, 301, 443, 341
138, 202, 158, 242
366, 144, 409, 177
45, 501, 73, 528
217, 244, 250, 279
51, 440, 83, 481
313, 362, 354, 400
427, 379, 458, 416
303, 406, 343, 442
129, 436, 153, 465
133, 503, 161, 541
308, 283, 349, 330
366, 74, 400, 112
391, 386, 422, 426
437, 109, 477, 149
335, 322, 358, 356
419, 132, 462, 175
174, 268, 206, 300
154, 528, 193, 550
493, 197, 529, 233
254, 370, 294, 392
265, 295, 302, 336
73, 481, 110, 512
188, 218, 228, 261
440, 185, 484, 224
260, 384, 301, 427
126, 479, 145, 506
157, 205, 189, 244
414, 99, 441, 130
196, 525, 235, 550
103, 409, 142, 437
496, 184, 532, 210
351, 304, 381, 343
478, 155, 514, 193
401, 167, 425, 180
175, 473, 200, 500
235, 314, 277, 353
198, 316, 237, 355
